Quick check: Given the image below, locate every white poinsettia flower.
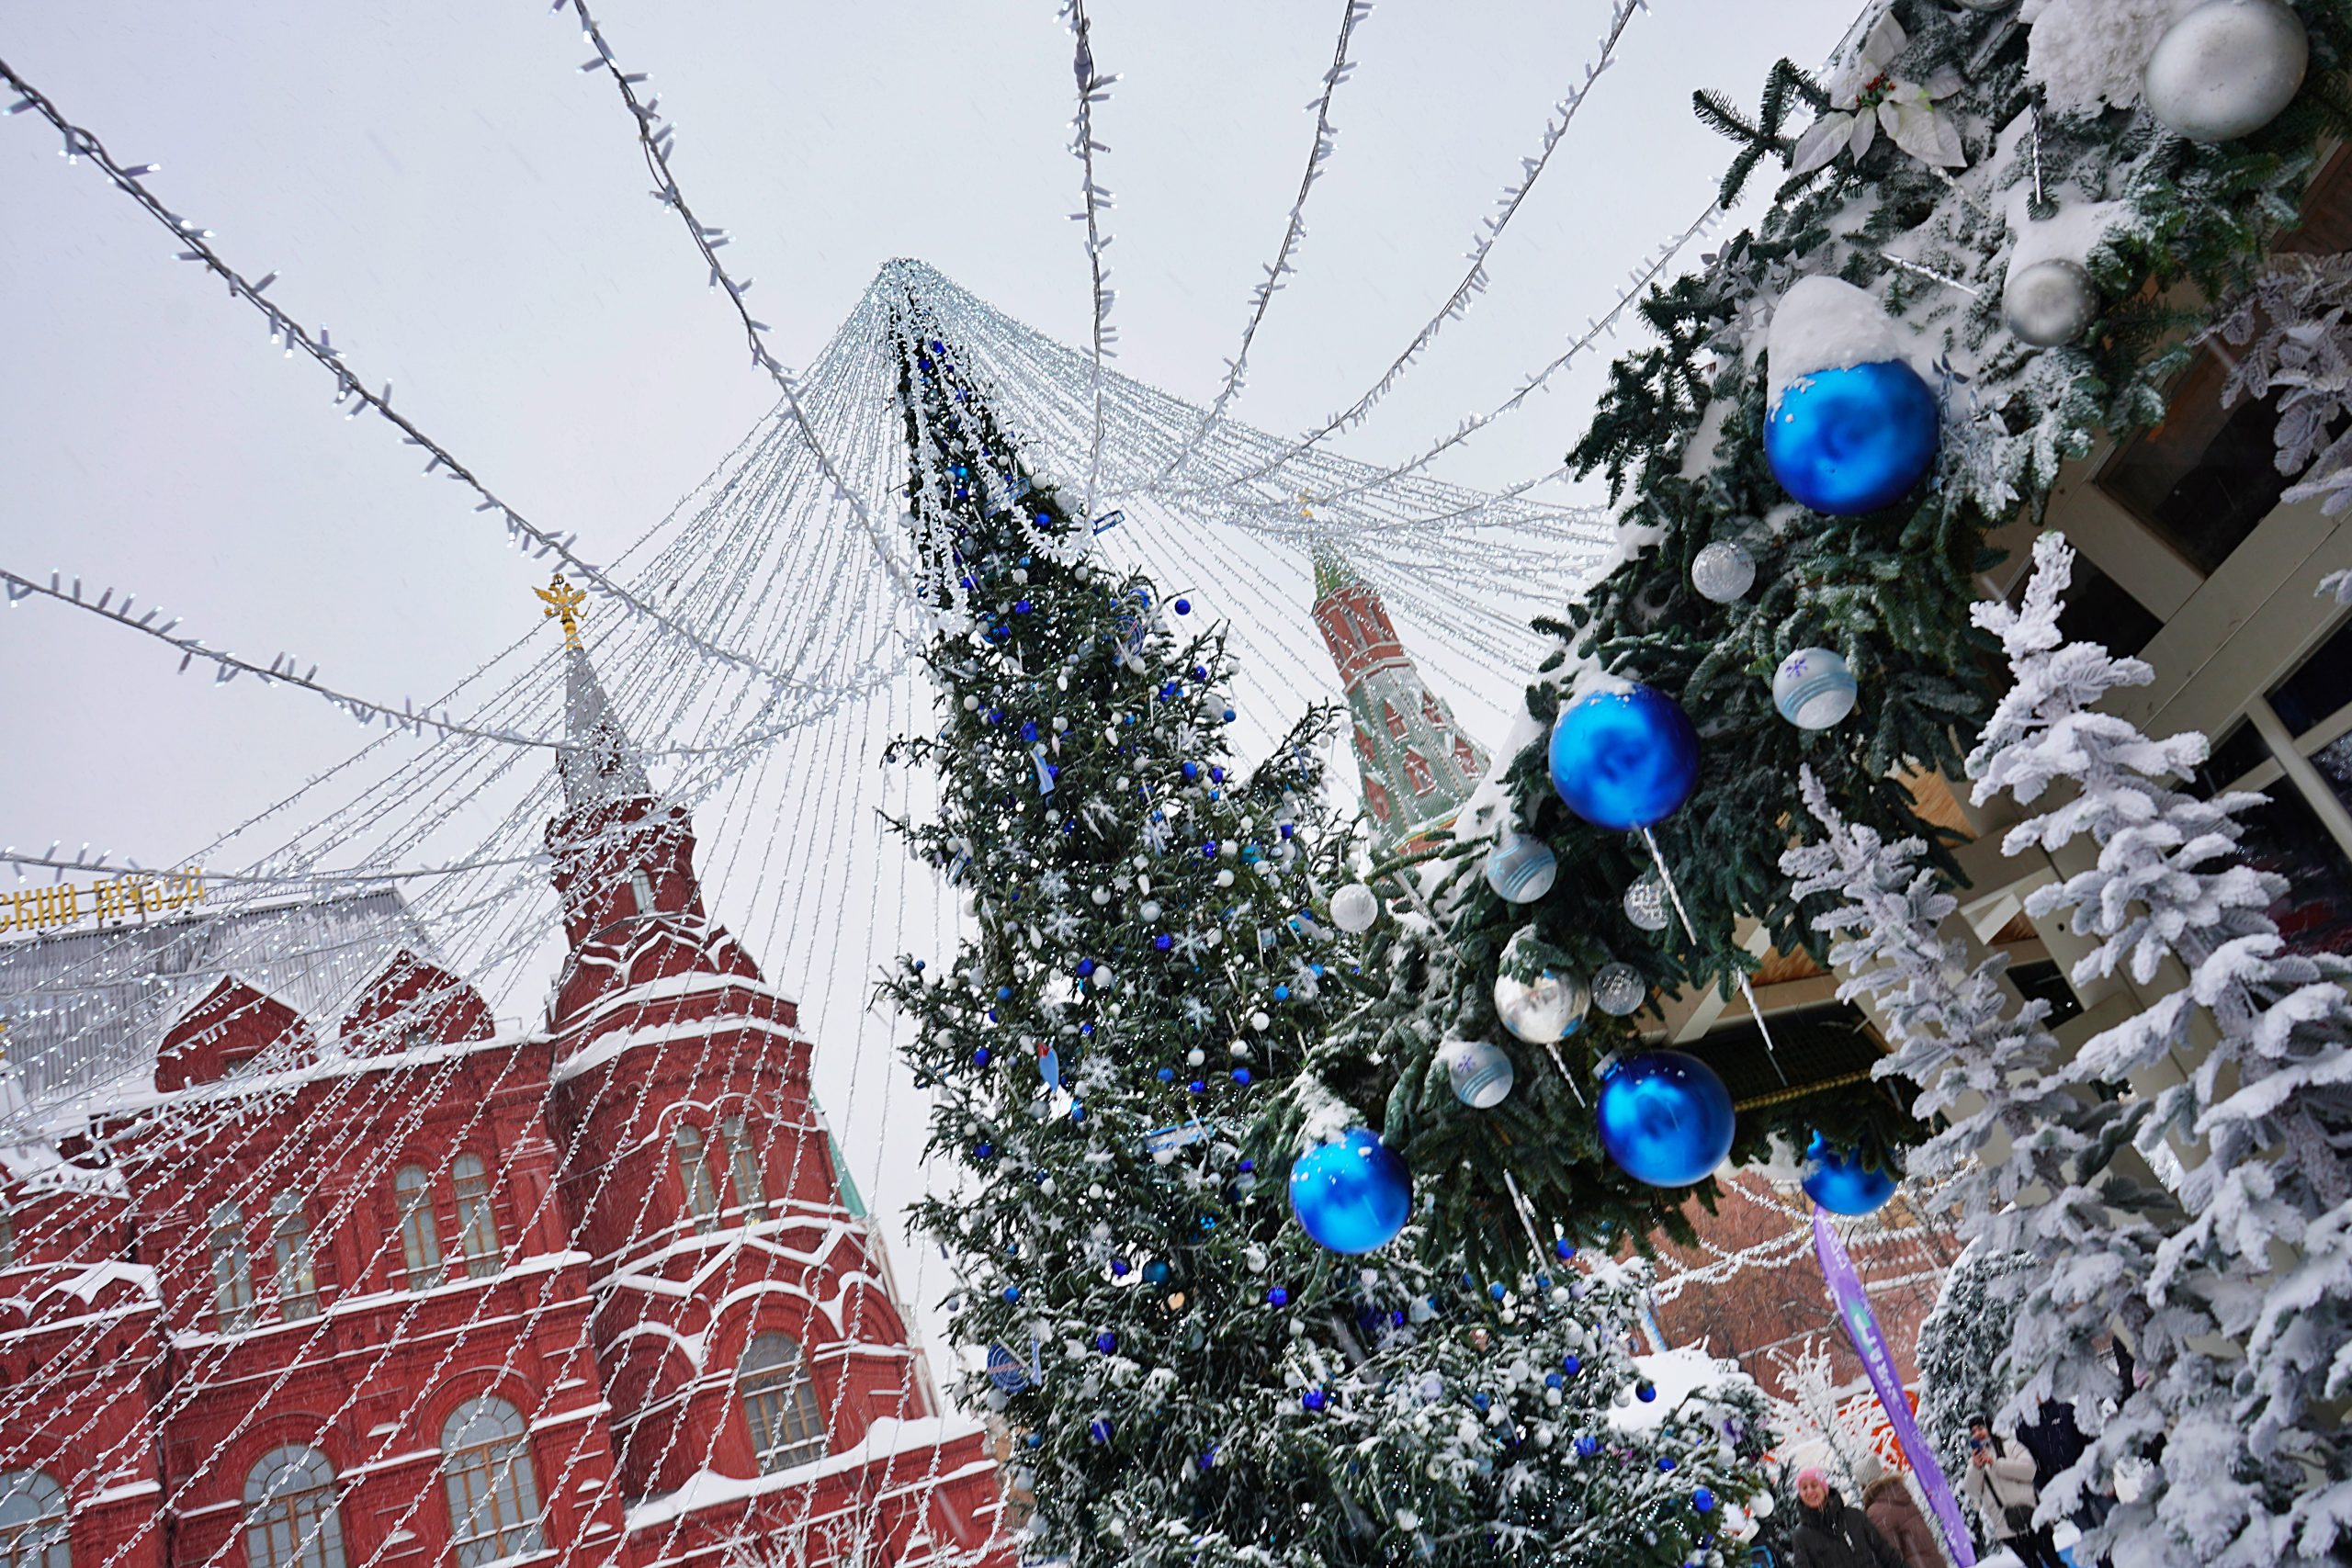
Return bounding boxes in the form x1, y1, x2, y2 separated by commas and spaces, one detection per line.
1790, 14, 1966, 175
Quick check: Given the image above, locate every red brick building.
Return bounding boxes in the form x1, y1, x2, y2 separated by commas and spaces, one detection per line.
0, 649, 1008, 1568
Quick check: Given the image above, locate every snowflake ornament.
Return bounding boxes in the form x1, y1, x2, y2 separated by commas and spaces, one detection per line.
1790, 15, 1965, 176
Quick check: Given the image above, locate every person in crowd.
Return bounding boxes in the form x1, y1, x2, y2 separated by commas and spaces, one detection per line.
2017, 1397, 2112, 1533
1852, 1456, 1947, 1568
1792, 1465, 1907, 1568
1962, 1415, 2066, 1568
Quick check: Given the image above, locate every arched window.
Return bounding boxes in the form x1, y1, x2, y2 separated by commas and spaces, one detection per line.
451, 1155, 502, 1280
1352, 728, 1375, 764
1421, 691, 1447, 728
673, 1125, 718, 1235
1453, 734, 1479, 775
243, 1447, 345, 1568
1381, 701, 1408, 740
737, 1334, 826, 1473
268, 1193, 320, 1321
720, 1114, 768, 1224
209, 1200, 256, 1331
0, 1208, 16, 1269
0, 1471, 68, 1568
439, 1398, 543, 1568
1363, 779, 1393, 825
394, 1166, 444, 1292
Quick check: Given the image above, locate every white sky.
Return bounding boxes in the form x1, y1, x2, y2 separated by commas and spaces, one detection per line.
0, 0, 1865, 1377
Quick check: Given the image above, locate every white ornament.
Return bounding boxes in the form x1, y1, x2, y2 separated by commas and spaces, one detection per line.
1771, 647, 1860, 729
1249, 1010, 1272, 1031
1493, 965, 1590, 1043
2144, 0, 2307, 142
1593, 962, 1647, 1017
1139, 900, 1162, 921
1215, 869, 1236, 888
1690, 540, 1757, 604
2002, 257, 2100, 346
1484, 832, 1559, 904
1623, 874, 1671, 932
1442, 1038, 1517, 1110
1329, 882, 1381, 934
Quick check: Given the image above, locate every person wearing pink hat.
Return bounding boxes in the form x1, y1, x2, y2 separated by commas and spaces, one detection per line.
1791, 1466, 1907, 1568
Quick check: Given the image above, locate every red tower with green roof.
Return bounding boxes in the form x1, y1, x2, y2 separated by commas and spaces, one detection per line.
1308, 548, 1489, 856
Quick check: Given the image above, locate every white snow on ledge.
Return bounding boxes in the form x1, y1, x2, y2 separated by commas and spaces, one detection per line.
622, 1415, 989, 1530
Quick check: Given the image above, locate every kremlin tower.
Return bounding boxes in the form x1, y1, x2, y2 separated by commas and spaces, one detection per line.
1307, 547, 1489, 856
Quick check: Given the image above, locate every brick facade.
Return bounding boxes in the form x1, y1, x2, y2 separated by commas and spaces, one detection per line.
0, 654, 1006, 1568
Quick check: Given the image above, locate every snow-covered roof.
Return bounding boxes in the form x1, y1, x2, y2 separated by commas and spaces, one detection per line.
0, 887, 435, 1132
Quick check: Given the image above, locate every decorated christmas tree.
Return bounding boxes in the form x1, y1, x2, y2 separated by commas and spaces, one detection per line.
876, 295, 1779, 1566
1312, 0, 2352, 1270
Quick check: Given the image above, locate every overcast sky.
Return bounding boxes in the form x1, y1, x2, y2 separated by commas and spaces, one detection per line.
0, 0, 1864, 1374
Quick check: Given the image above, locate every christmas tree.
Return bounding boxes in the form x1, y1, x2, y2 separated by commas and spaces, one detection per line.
1963, 531, 2352, 1562
875, 293, 1779, 1566
1321, 0, 2352, 1267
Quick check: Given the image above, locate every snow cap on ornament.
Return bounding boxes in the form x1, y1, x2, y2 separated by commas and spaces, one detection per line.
1764, 276, 1939, 516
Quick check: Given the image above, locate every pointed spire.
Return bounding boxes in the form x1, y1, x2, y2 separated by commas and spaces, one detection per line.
1311, 542, 1360, 601
558, 644, 652, 813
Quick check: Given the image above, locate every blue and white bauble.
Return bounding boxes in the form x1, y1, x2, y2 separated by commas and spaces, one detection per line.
1442, 1038, 1516, 1110
1771, 647, 1859, 730
1596, 1051, 1736, 1189
1763, 276, 1939, 516
1484, 831, 1559, 904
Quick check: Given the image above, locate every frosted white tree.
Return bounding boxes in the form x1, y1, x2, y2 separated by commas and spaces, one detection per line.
1781, 761, 2182, 1563
1967, 531, 2352, 1562
1913, 1244, 2031, 1489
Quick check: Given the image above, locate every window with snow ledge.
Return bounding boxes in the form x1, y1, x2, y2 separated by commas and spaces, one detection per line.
243, 1446, 347, 1568
738, 1334, 826, 1472
209, 1199, 257, 1332
440, 1397, 546, 1568
673, 1125, 720, 1236
0, 1471, 70, 1568
395, 1165, 446, 1292
453, 1154, 504, 1280
268, 1191, 321, 1321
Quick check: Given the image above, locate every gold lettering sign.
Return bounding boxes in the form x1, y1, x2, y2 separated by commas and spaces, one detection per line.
2, 869, 204, 935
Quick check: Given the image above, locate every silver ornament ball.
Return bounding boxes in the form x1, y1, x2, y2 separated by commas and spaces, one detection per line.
1442, 1038, 1517, 1110
2001, 258, 2100, 347
1593, 961, 1648, 1017
1494, 965, 1590, 1043
1329, 882, 1381, 934
1623, 874, 1670, 932
2143, 0, 2307, 144
1690, 540, 1758, 604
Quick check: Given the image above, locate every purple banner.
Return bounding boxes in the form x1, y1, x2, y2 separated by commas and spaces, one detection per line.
1812, 1204, 1974, 1567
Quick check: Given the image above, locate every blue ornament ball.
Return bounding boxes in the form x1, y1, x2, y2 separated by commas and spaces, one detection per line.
1801, 1133, 1900, 1215
1764, 360, 1939, 516
1548, 685, 1701, 831
1288, 1128, 1412, 1255
1483, 831, 1558, 904
1596, 1051, 1736, 1188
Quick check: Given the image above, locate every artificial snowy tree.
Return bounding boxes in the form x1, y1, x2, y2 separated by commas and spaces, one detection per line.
1964, 530, 2352, 1563
1333, 0, 2352, 1265
1781, 753, 2188, 1563
876, 299, 1775, 1567
1912, 1243, 2032, 1500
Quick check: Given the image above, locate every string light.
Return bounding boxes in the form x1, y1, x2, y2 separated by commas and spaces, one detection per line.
1146, 0, 1375, 492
